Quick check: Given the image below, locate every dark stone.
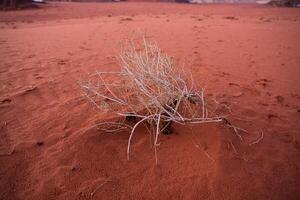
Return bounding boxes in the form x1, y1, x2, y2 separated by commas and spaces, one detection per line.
36, 140, 44, 146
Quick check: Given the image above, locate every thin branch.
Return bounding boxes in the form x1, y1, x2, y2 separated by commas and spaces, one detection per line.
249, 130, 264, 146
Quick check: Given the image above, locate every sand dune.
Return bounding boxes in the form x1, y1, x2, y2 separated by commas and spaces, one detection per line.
0, 2, 300, 200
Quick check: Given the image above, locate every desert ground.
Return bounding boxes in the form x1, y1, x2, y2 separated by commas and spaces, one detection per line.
0, 2, 300, 200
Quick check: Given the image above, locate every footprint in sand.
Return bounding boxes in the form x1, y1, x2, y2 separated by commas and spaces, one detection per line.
214, 72, 230, 78
34, 73, 43, 80
224, 16, 238, 20
275, 95, 284, 104
120, 17, 134, 22
294, 140, 300, 154
196, 18, 203, 21
27, 54, 36, 59
232, 92, 244, 98
257, 100, 269, 107
19, 86, 38, 96
68, 52, 74, 56
239, 86, 261, 96
1, 98, 11, 104
79, 45, 91, 51
228, 82, 240, 87
57, 59, 68, 65
267, 113, 283, 121
291, 93, 300, 100
35, 76, 43, 80
260, 17, 272, 23
255, 78, 271, 87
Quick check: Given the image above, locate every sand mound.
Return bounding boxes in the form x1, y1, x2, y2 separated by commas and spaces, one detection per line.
6, 123, 230, 199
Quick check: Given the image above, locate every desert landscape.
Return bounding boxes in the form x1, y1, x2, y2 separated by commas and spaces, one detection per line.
0, 1, 300, 200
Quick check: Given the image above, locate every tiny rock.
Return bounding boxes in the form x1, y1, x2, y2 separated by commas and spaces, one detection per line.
232, 92, 244, 97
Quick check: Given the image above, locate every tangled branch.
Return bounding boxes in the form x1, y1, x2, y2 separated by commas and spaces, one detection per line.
80, 37, 231, 164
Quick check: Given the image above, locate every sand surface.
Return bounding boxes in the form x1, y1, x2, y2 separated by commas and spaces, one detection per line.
0, 2, 300, 200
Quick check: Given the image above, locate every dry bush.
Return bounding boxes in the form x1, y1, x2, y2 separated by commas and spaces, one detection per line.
1, 0, 36, 10
269, 0, 300, 6
80, 37, 237, 164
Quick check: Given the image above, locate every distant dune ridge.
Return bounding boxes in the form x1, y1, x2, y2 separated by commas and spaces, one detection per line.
1, 0, 299, 8
189, 0, 255, 3
40, 0, 299, 5
47, 0, 257, 2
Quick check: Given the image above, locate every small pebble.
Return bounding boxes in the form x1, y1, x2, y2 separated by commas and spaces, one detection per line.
36, 141, 44, 146
232, 92, 244, 97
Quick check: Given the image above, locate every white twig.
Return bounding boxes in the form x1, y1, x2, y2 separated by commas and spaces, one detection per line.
249, 130, 264, 146
127, 115, 155, 160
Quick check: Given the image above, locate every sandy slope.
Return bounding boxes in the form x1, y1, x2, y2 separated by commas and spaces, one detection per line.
0, 2, 300, 200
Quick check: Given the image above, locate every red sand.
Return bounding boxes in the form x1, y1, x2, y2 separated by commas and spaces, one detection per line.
0, 2, 300, 200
